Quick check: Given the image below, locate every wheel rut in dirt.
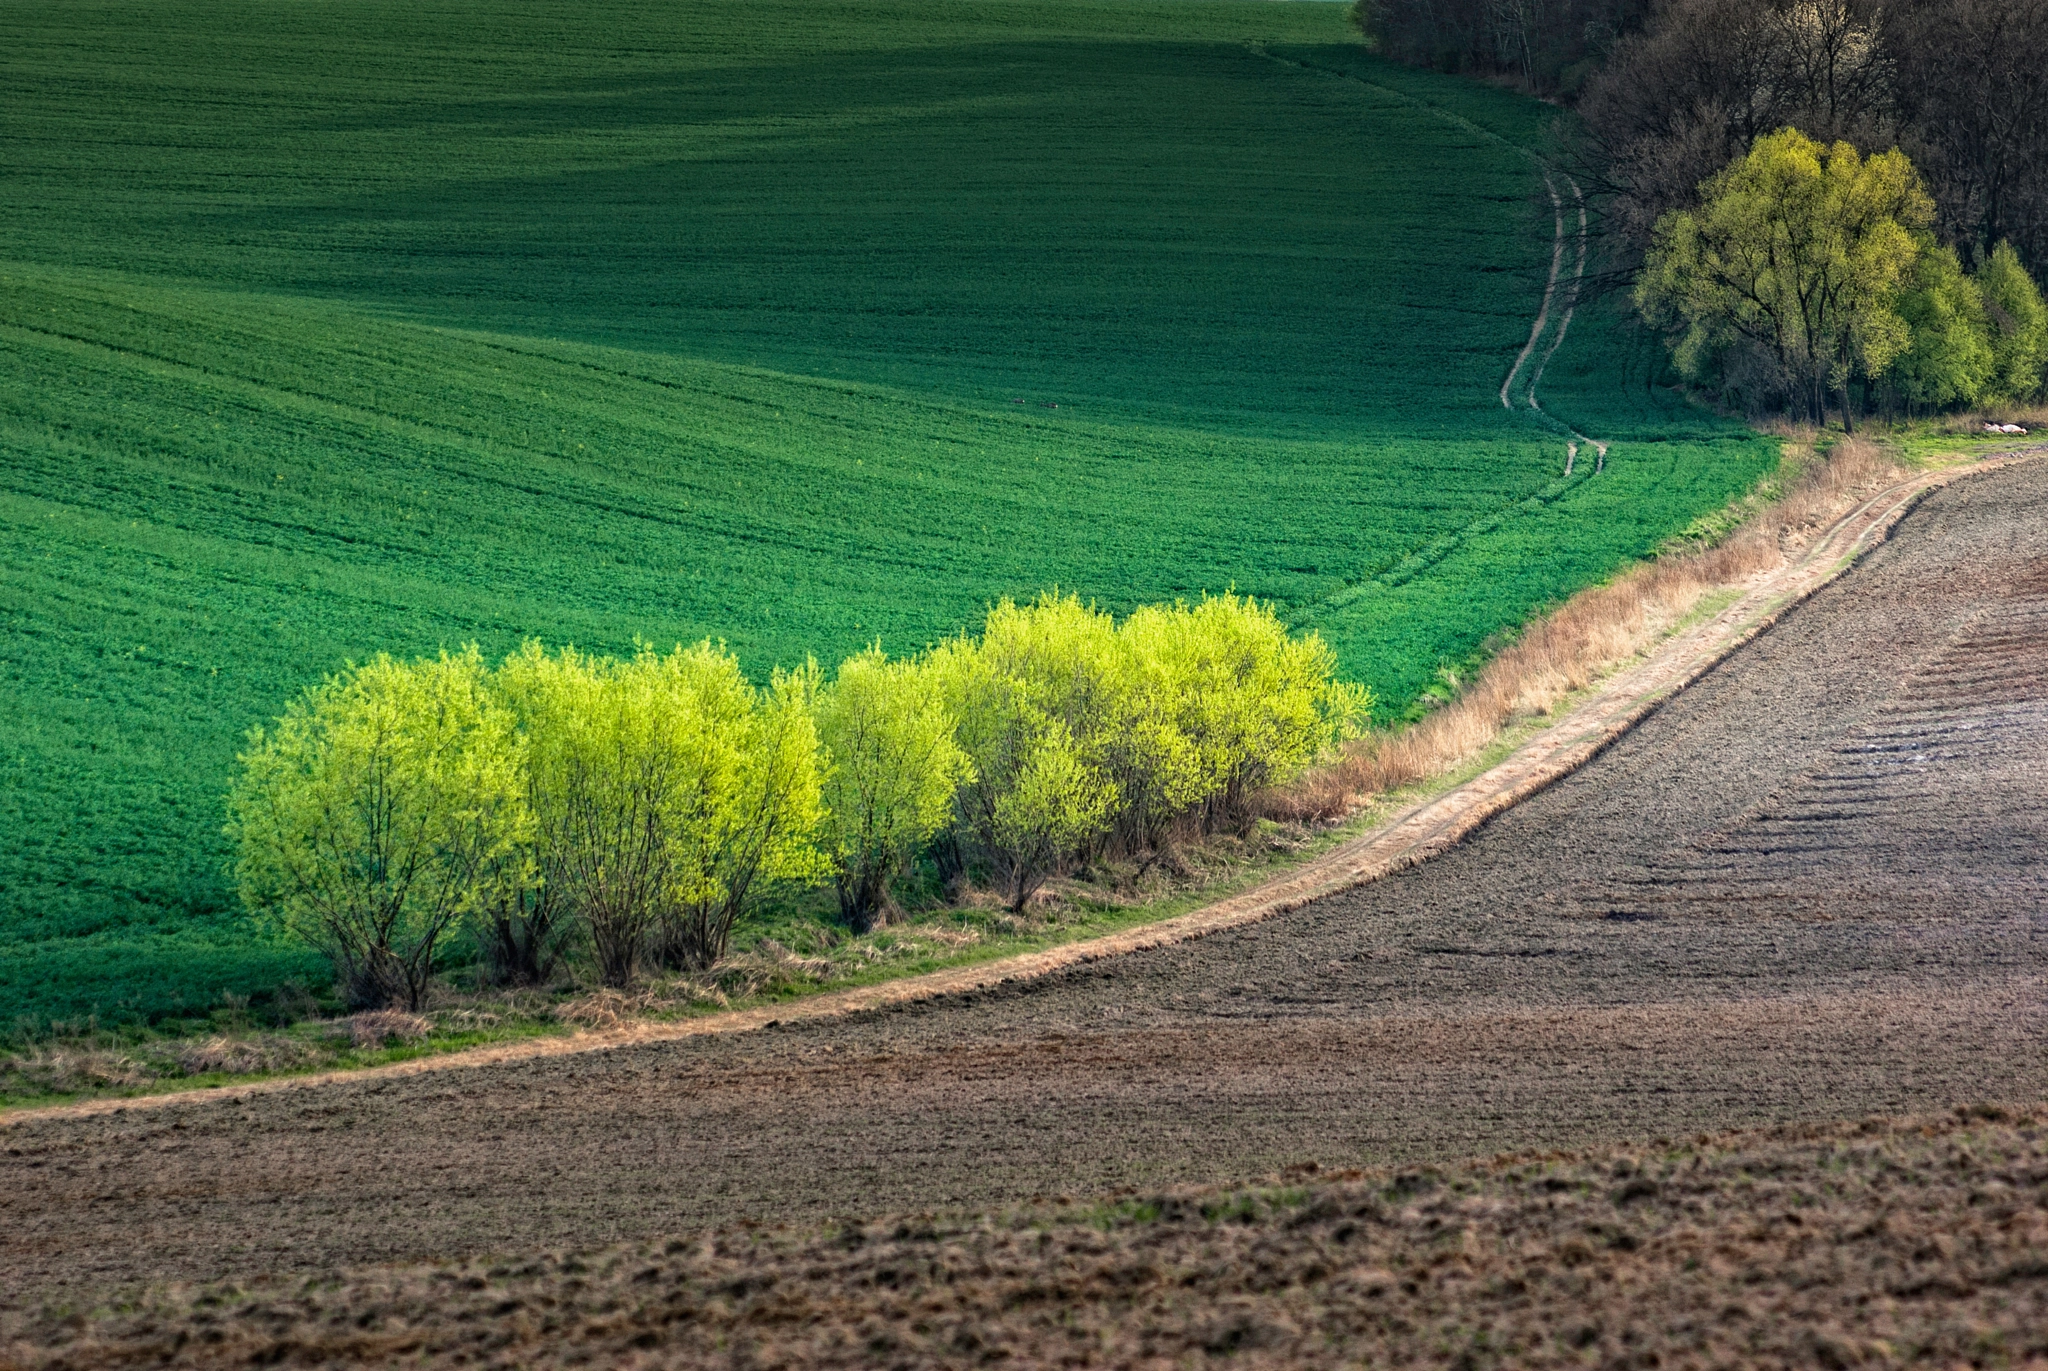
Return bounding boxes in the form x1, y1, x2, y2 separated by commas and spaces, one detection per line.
4, 460, 2046, 1308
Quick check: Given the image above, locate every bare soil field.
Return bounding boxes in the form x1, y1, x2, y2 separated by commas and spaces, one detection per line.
5, 1104, 2042, 1370
2, 458, 2044, 1326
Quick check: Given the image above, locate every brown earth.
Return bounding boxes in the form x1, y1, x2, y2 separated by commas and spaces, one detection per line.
5, 1104, 2043, 1370
3, 458, 2045, 1321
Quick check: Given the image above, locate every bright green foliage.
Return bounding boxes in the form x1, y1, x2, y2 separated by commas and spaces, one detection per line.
1891, 240, 1995, 411
986, 721, 1115, 910
975, 594, 1130, 789
927, 605, 1121, 912
494, 643, 669, 988
495, 643, 824, 984
657, 656, 827, 972
234, 596, 1352, 977
813, 650, 972, 934
1977, 241, 2048, 403
225, 649, 527, 1010
0, 0, 1775, 1023
1115, 595, 1372, 842
1639, 129, 1933, 425
925, 593, 1364, 910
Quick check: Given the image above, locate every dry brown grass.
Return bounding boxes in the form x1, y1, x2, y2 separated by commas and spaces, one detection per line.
172, 1034, 323, 1077
555, 942, 860, 1026
8, 1102, 2040, 1370
0, 1046, 156, 1095
0, 1032, 327, 1094
1266, 438, 1910, 821
343, 1010, 431, 1050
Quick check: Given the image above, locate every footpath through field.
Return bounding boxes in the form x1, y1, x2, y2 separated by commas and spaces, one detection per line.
3, 452, 2046, 1304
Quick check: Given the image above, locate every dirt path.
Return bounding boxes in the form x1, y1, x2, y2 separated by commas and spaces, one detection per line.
5, 456, 2046, 1308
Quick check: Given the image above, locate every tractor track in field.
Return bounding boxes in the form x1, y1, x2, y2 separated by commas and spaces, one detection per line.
1259, 44, 1606, 471
3, 451, 2045, 1308
1521, 172, 1606, 475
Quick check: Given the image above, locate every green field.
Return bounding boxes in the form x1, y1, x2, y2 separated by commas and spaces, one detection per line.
0, 0, 1772, 1025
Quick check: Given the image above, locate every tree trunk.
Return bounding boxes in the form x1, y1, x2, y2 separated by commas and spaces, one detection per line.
836, 867, 890, 935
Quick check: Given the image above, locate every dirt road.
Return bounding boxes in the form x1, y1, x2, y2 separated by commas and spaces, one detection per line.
6, 460, 2045, 1308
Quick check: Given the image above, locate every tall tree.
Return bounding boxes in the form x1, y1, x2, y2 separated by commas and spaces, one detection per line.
1636, 128, 1930, 428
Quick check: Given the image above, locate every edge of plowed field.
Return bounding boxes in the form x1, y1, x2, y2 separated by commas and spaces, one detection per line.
8, 445, 2041, 1125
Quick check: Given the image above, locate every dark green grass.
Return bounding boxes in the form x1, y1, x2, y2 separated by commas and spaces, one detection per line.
0, 0, 1772, 1024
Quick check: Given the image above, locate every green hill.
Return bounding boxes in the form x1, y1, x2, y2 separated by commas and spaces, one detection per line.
0, 0, 1771, 1024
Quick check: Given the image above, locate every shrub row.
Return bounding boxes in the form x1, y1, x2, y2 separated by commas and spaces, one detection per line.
226, 593, 1369, 1008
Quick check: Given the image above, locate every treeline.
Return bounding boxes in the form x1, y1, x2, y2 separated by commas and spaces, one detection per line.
227, 594, 1369, 1010
1354, 0, 1654, 97
1362, 0, 2048, 421
1361, 0, 2048, 278
1636, 130, 2048, 425
1576, 0, 2048, 283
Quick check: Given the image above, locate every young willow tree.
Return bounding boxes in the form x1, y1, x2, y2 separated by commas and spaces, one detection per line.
928, 597, 1120, 912
1637, 128, 1932, 429
496, 642, 824, 985
1113, 594, 1370, 848
812, 648, 971, 933
494, 642, 676, 989
924, 592, 1364, 911
226, 648, 528, 1010
654, 650, 826, 972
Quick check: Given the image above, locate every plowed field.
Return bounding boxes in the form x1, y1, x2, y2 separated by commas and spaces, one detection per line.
8, 1106, 2044, 1370
3, 459, 2044, 1314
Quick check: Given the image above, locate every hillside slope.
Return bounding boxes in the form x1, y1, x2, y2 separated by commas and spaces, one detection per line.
0, 0, 1772, 1021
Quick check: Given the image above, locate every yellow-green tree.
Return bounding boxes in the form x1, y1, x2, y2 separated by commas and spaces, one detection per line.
927, 597, 1119, 911
1978, 240, 2048, 403
656, 650, 826, 971
1891, 239, 1995, 412
812, 648, 970, 933
499, 642, 825, 983
494, 642, 689, 988
1114, 594, 1368, 846
227, 648, 528, 1010
1638, 128, 1932, 430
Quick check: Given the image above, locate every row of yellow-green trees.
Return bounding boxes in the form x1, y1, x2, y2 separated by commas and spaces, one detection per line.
227, 593, 1370, 1009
